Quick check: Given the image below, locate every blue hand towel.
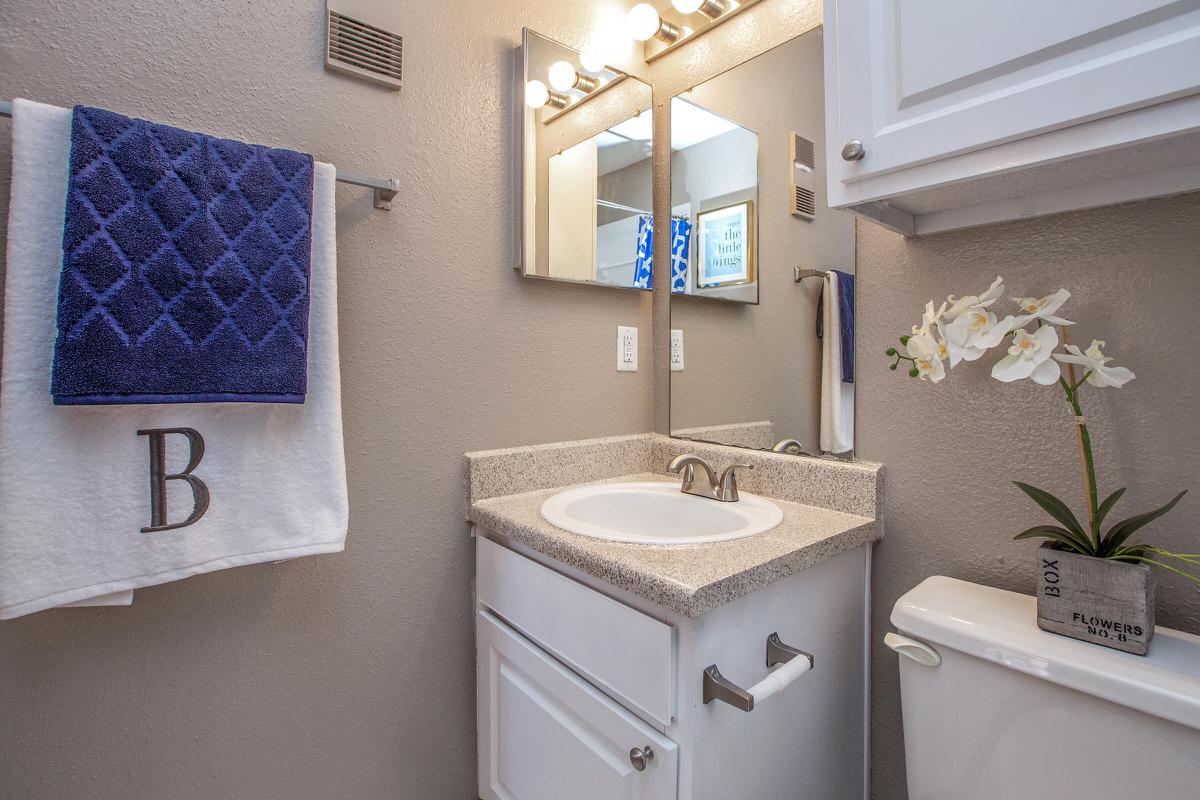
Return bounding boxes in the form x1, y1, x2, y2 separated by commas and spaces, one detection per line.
51, 105, 314, 404
816, 269, 855, 383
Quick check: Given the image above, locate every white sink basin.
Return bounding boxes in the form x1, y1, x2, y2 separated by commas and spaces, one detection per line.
540, 481, 783, 545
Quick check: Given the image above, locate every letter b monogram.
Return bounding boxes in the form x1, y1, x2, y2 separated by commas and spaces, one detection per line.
138, 428, 210, 533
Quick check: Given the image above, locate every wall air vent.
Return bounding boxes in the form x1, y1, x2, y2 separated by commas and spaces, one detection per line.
789, 132, 816, 220
326, 0, 403, 90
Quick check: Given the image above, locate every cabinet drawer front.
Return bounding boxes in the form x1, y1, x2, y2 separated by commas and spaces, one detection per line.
477, 536, 676, 727
478, 611, 679, 800
829, 0, 1200, 183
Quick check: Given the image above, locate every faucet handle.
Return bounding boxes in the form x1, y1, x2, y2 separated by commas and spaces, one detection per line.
717, 463, 752, 501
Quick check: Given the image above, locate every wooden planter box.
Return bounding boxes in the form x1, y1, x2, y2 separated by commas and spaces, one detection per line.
1036, 543, 1157, 655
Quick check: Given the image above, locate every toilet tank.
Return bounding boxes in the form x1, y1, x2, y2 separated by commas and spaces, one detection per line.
889, 577, 1200, 800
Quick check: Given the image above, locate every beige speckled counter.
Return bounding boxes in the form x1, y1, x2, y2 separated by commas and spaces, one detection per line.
465, 434, 883, 617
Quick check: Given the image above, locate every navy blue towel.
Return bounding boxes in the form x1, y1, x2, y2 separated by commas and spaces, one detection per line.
51, 105, 314, 405
815, 269, 855, 384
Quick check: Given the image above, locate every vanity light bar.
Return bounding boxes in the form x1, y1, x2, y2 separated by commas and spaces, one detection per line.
522, 31, 628, 123
674, 0, 728, 19
639, 0, 766, 63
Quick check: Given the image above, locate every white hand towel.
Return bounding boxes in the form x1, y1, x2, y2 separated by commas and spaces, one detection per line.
0, 99, 348, 620
819, 271, 854, 455
59, 591, 134, 607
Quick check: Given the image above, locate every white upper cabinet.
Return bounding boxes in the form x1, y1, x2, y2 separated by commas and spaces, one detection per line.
824, 0, 1200, 235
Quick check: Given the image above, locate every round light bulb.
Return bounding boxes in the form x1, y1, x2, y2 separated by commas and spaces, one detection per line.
627, 4, 662, 41
524, 80, 549, 109
580, 46, 606, 73
672, 0, 704, 12
548, 61, 579, 92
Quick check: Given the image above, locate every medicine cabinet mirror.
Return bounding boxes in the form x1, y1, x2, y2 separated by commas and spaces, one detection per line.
517, 29, 656, 291
669, 28, 858, 458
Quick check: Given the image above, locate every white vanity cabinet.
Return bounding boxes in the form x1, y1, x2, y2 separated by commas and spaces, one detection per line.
824, 0, 1200, 235
475, 535, 870, 800
477, 612, 679, 800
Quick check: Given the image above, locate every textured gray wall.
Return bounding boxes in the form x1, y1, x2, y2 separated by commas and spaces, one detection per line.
0, 2, 651, 798
856, 193, 1200, 799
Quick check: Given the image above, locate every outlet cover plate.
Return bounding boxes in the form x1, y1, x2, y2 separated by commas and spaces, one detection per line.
617, 326, 638, 372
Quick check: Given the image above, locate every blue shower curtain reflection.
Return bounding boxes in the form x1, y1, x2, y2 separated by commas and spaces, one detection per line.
632, 215, 692, 292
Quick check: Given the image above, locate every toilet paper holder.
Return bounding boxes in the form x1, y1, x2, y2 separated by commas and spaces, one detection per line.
703, 632, 815, 712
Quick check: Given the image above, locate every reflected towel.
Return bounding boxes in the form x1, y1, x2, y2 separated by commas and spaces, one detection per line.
0, 100, 347, 619
51, 105, 314, 405
819, 271, 855, 455
816, 269, 855, 383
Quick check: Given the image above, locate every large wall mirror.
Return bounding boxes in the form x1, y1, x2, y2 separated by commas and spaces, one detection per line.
518, 29, 656, 291
669, 28, 857, 457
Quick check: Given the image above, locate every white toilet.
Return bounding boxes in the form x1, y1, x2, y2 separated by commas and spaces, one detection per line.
887, 576, 1200, 800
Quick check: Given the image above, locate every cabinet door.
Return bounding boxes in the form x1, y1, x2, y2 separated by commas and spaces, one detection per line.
827, 0, 1200, 192
477, 610, 678, 800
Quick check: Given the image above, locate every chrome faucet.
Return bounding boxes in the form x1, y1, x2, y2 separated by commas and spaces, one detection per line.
667, 454, 752, 502
771, 438, 809, 455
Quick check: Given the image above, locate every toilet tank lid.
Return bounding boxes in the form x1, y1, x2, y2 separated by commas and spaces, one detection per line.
891, 576, 1200, 731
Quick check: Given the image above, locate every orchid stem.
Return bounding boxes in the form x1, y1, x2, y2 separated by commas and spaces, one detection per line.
1111, 555, 1200, 586
1059, 328, 1099, 546
1143, 547, 1200, 566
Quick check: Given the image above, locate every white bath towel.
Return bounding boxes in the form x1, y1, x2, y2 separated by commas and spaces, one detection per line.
819, 271, 854, 455
0, 99, 348, 620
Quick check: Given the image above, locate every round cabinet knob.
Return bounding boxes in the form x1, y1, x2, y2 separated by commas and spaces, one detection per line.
841, 139, 866, 161
629, 745, 655, 771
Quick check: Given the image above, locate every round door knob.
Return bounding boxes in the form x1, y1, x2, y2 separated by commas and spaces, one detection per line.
841, 139, 866, 161
629, 745, 655, 771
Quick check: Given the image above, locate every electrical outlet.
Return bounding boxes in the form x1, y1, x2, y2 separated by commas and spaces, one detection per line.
617, 326, 638, 372
670, 329, 685, 371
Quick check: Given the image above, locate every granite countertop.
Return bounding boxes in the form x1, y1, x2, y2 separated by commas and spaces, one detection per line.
468, 472, 881, 617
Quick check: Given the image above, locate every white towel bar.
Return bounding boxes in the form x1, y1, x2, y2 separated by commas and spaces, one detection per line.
0, 99, 398, 211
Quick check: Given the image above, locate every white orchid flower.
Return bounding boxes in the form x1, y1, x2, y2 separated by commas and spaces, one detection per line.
991, 326, 1062, 385
1007, 288, 1074, 327
1053, 340, 1135, 388
911, 300, 946, 337
944, 276, 1004, 320
940, 308, 1001, 366
907, 332, 947, 383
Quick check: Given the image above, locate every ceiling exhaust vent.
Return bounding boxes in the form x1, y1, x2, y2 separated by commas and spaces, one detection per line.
326, 0, 403, 90
789, 132, 816, 220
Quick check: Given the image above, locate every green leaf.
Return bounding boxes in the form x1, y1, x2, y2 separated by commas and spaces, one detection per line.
1094, 487, 1126, 534
1013, 525, 1092, 554
1100, 490, 1187, 555
1012, 482, 1090, 548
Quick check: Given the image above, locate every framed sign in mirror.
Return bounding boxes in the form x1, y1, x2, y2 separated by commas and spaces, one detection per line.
668, 28, 858, 458
516, 29, 656, 292
696, 200, 755, 288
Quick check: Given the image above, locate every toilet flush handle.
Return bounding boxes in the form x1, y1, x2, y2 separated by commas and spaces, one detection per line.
884, 632, 941, 667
